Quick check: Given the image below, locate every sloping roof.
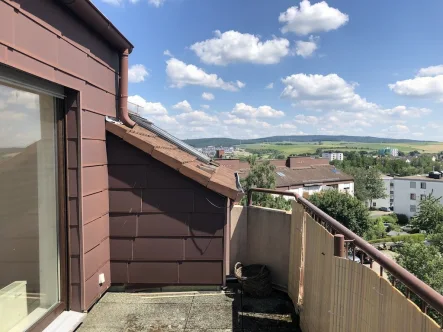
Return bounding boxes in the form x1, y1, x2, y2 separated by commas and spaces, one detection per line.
106, 121, 241, 200
237, 165, 353, 188
273, 166, 353, 187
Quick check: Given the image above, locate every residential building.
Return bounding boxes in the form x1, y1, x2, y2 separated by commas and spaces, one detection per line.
217, 156, 354, 198
274, 166, 354, 198
2, 2, 442, 331
393, 173, 443, 218
322, 152, 344, 161
0, 2, 241, 330
379, 147, 399, 157
367, 175, 393, 209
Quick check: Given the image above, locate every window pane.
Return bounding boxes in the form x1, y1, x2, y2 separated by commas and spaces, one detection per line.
0, 83, 60, 331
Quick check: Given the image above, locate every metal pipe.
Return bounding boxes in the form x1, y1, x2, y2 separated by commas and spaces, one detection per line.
119, 49, 135, 128
247, 187, 443, 315
334, 235, 345, 258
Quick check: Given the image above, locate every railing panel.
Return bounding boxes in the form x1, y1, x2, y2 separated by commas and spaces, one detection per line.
289, 207, 442, 332
246, 206, 291, 290
288, 201, 304, 308
301, 212, 334, 332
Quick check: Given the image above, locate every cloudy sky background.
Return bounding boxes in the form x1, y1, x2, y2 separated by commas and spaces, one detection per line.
93, 0, 443, 140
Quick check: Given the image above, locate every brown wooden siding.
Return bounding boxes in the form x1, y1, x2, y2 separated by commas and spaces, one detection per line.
107, 133, 227, 286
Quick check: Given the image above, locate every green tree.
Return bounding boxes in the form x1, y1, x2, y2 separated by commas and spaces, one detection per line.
364, 217, 387, 240
346, 167, 387, 206
411, 194, 443, 233
395, 242, 443, 319
240, 155, 291, 210
429, 233, 443, 253
309, 190, 371, 236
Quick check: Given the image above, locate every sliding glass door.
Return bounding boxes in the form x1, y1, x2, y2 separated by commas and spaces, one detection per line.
0, 81, 65, 331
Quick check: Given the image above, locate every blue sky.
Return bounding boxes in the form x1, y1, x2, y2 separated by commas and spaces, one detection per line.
94, 0, 443, 140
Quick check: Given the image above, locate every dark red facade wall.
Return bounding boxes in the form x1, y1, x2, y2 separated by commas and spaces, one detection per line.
0, 0, 120, 311
67, 98, 111, 310
81, 109, 110, 310
106, 133, 227, 286
0, 0, 118, 117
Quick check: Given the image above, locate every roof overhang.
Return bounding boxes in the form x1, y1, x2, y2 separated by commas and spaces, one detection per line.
58, 0, 134, 53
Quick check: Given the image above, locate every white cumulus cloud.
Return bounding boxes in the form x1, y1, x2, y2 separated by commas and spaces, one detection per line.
237, 81, 246, 88
294, 114, 319, 124
417, 65, 443, 77
176, 111, 218, 126
202, 92, 215, 100
128, 64, 149, 83
190, 30, 290, 65
128, 95, 168, 116
172, 100, 193, 112
389, 64, 443, 100
281, 73, 433, 135
281, 73, 376, 111
265, 83, 274, 89
295, 35, 318, 58
166, 58, 242, 91
148, 0, 165, 7
279, 0, 349, 36
231, 103, 285, 118
384, 124, 410, 134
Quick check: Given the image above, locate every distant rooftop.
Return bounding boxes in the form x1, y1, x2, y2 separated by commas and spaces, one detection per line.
395, 175, 443, 182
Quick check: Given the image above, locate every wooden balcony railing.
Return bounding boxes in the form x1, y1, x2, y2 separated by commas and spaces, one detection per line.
247, 188, 443, 328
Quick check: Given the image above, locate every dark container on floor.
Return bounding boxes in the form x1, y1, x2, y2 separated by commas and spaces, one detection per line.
234, 262, 272, 297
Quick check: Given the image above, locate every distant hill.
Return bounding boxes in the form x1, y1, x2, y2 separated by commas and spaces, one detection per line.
183, 135, 436, 148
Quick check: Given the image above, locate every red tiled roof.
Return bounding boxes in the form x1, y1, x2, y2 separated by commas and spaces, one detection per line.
106, 122, 241, 200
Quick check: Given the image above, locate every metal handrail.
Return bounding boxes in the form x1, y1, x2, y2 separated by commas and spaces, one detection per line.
247, 188, 443, 318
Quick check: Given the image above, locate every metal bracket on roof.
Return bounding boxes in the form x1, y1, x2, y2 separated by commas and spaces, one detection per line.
235, 172, 244, 193
129, 113, 211, 164
105, 116, 122, 124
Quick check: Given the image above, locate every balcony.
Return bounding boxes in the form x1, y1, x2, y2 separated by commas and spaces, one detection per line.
78, 189, 443, 332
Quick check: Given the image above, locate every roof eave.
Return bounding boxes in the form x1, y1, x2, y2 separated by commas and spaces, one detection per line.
59, 0, 134, 53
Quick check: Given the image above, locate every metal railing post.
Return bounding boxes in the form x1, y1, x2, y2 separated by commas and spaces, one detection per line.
247, 190, 253, 206
334, 234, 345, 258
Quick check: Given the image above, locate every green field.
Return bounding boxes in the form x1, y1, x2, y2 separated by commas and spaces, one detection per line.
238, 141, 443, 156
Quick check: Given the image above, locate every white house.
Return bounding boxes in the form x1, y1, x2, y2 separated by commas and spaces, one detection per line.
274, 166, 354, 199
393, 174, 443, 218
322, 152, 344, 161
368, 175, 393, 209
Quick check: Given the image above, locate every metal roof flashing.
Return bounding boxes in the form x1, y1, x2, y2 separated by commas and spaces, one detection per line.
129, 113, 211, 164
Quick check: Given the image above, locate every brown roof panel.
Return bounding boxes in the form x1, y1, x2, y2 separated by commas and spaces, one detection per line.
208, 166, 239, 200
179, 161, 213, 187
274, 166, 353, 188
123, 131, 155, 155
151, 148, 196, 171
105, 121, 127, 138
106, 121, 241, 200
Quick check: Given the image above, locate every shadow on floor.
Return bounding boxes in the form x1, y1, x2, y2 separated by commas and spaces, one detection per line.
76, 283, 301, 332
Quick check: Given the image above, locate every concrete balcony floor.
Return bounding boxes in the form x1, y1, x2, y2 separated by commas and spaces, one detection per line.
76, 284, 301, 332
